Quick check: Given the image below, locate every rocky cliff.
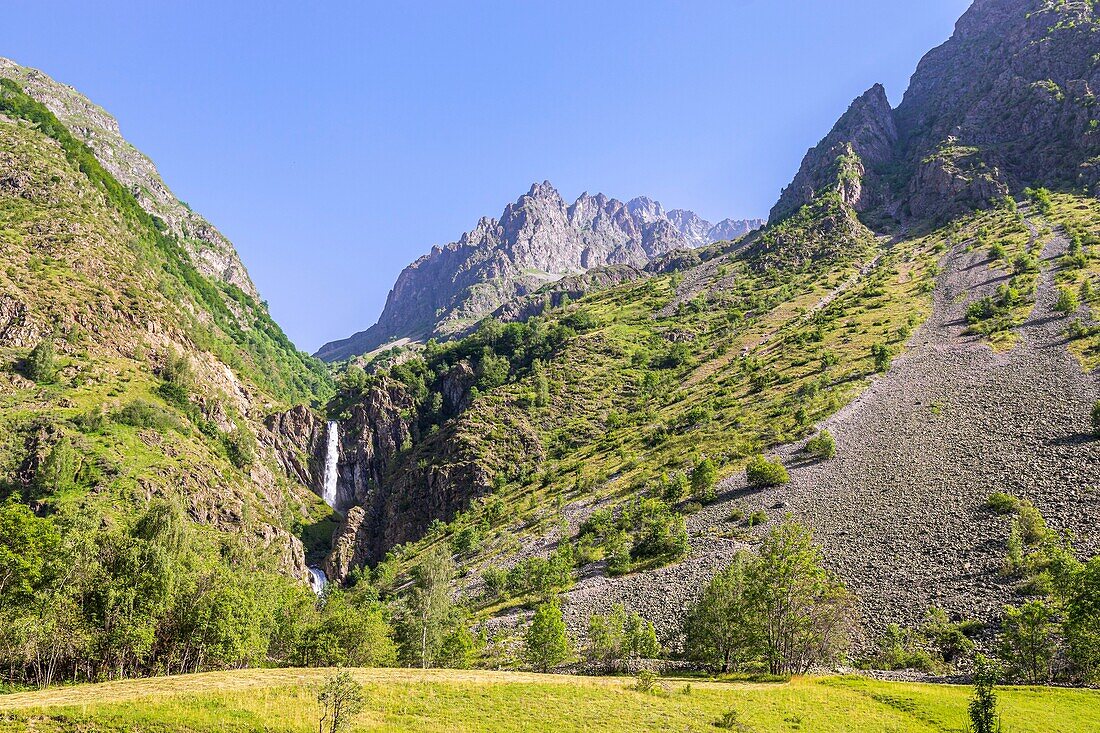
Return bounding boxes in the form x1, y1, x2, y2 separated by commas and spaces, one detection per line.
770, 0, 1100, 225
315, 182, 761, 361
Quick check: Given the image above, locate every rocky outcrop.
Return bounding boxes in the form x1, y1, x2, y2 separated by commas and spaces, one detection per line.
263, 404, 326, 495
492, 264, 649, 324
770, 84, 899, 223
325, 506, 368, 581
338, 380, 417, 511
770, 0, 1100, 225
315, 183, 761, 361
0, 57, 258, 297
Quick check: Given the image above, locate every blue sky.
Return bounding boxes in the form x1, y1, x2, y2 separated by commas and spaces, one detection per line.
3, 1, 971, 352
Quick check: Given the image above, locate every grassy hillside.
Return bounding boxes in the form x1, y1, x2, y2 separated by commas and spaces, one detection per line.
2, 668, 1098, 732
0, 78, 338, 684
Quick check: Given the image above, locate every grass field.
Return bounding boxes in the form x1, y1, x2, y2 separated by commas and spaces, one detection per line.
1, 668, 1097, 732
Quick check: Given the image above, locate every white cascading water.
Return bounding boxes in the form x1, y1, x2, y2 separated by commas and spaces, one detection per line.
308, 566, 327, 595
322, 420, 339, 508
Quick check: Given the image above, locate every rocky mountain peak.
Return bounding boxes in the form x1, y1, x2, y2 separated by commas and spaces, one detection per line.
769, 83, 898, 223
770, 0, 1099, 225
315, 182, 763, 361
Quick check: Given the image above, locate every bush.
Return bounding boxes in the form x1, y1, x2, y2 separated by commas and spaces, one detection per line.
1092, 400, 1100, 437
113, 400, 181, 432
870, 342, 892, 372
1013, 252, 1039, 274
805, 430, 836, 459
745, 455, 789, 487
24, 340, 57, 383
1054, 287, 1079, 314
968, 654, 1002, 733
985, 492, 1020, 515
690, 458, 718, 501
747, 510, 768, 527
966, 297, 999, 324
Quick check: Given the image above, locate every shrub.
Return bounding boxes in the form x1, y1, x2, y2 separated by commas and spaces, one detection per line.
632, 668, 658, 693
968, 654, 1002, 733
113, 400, 181, 432
222, 428, 255, 469
966, 297, 999, 323
988, 242, 1007, 261
24, 340, 57, 383
747, 510, 768, 527
690, 458, 718, 501
985, 492, 1020, 515
1013, 252, 1039, 274
1092, 400, 1100, 437
870, 342, 892, 372
745, 455, 789, 487
805, 430, 836, 459
1054, 287, 1079, 314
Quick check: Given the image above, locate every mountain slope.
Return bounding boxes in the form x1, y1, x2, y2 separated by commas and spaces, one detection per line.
0, 58, 258, 297
315, 182, 761, 361
313, 0, 1100, 654
0, 69, 333, 585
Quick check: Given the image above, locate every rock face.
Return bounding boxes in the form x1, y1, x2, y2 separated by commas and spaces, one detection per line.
770, 0, 1100, 225
315, 182, 761, 361
0, 58, 258, 297
770, 84, 899, 223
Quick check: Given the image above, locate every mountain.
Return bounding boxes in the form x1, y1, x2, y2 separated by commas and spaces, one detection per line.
3, 0, 1100, 693
772, 0, 1100, 225
314, 183, 762, 361
309, 0, 1100, 654
0, 58, 258, 297
0, 60, 333, 590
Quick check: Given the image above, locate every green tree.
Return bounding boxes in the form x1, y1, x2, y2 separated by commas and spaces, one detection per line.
748, 521, 852, 675
532, 360, 550, 408
406, 544, 456, 669
1000, 600, 1057, 684
1062, 556, 1100, 682
587, 603, 659, 672
524, 601, 571, 672
968, 654, 1002, 733
24, 340, 56, 383
317, 669, 365, 733
32, 436, 79, 498
683, 554, 757, 673
690, 458, 718, 502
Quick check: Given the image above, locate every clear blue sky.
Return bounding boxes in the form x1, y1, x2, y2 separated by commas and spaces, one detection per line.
3, 0, 971, 352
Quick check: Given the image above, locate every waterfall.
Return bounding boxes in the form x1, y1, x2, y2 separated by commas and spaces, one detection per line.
322, 420, 339, 508
308, 566, 327, 595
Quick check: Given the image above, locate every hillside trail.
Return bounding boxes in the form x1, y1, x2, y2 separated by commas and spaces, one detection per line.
563, 217, 1100, 643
